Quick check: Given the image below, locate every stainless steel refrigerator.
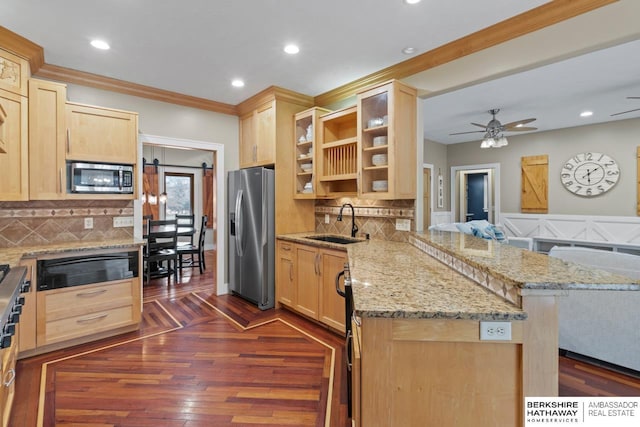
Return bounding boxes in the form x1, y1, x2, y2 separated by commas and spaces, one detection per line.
227, 167, 275, 310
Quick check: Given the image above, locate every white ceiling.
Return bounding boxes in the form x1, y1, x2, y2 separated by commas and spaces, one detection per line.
1, 0, 547, 105
2, 0, 639, 145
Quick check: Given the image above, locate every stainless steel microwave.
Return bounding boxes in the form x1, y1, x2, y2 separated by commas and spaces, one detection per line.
67, 162, 134, 194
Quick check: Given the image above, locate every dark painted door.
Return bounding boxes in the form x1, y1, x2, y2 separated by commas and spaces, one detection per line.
466, 173, 488, 221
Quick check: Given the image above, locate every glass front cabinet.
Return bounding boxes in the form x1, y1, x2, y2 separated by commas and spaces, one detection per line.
357, 80, 417, 199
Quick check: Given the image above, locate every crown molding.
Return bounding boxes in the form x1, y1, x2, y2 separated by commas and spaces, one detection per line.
236, 86, 314, 116
36, 63, 238, 116
0, 26, 44, 73
313, 0, 617, 107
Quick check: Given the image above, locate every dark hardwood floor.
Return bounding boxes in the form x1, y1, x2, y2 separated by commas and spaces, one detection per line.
10, 250, 640, 426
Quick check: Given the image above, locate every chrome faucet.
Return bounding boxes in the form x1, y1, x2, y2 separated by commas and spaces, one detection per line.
337, 203, 358, 238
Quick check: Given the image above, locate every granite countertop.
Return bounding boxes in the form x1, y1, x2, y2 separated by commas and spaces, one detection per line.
344, 239, 526, 321
412, 231, 640, 291
0, 238, 144, 267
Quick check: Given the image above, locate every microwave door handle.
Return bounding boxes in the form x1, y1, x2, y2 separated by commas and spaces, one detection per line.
118, 169, 123, 191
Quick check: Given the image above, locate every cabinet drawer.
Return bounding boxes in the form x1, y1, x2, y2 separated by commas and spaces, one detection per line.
42, 280, 134, 321
277, 241, 294, 260
42, 305, 135, 346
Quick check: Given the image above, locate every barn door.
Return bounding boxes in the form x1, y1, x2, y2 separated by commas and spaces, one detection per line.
521, 155, 548, 213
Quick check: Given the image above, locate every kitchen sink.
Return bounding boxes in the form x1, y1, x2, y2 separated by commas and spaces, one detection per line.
306, 235, 361, 244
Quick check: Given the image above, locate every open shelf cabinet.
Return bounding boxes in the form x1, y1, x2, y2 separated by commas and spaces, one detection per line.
317, 106, 358, 197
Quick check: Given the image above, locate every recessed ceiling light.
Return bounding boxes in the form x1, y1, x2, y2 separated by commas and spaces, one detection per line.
284, 44, 300, 55
404, 0, 422, 4
580, 111, 594, 117
90, 39, 110, 50
231, 79, 245, 88
402, 47, 416, 55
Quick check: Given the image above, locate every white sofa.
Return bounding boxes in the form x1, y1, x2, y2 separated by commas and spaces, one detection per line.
549, 246, 640, 372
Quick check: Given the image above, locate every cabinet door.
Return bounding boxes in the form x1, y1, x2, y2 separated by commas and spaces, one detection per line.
239, 111, 255, 168
255, 100, 275, 165
319, 248, 347, 332
17, 259, 36, 355
65, 102, 138, 164
294, 245, 319, 319
0, 89, 28, 201
28, 79, 67, 200
276, 241, 295, 307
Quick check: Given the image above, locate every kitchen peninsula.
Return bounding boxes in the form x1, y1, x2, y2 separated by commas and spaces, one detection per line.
342, 231, 639, 427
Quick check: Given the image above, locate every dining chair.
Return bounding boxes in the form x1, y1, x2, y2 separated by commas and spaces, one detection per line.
175, 214, 195, 244
144, 219, 179, 283
177, 215, 207, 274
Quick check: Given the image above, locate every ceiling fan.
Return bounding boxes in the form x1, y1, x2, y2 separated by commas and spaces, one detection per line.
450, 109, 537, 137
610, 97, 640, 117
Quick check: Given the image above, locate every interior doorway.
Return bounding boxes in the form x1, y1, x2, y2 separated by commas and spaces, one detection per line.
451, 163, 500, 224
139, 134, 226, 296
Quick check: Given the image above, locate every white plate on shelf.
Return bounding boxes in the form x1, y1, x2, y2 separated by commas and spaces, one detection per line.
372, 154, 387, 166
372, 180, 388, 192
301, 163, 312, 172
373, 136, 387, 146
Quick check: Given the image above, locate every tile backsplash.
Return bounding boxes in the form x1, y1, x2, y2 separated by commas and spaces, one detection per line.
0, 200, 134, 248
315, 198, 415, 242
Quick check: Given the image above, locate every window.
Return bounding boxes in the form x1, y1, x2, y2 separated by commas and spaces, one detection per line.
164, 173, 194, 217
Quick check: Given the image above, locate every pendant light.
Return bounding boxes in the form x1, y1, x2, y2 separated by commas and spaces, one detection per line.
159, 149, 168, 203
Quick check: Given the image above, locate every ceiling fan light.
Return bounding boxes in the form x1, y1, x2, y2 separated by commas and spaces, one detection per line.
495, 136, 508, 147
480, 139, 492, 149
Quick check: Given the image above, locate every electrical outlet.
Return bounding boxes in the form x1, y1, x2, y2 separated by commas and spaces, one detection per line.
113, 216, 134, 227
480, 321, 512, 341
325, 214, 330, 224
84, 217, 94, 229
395, 218, 411, 231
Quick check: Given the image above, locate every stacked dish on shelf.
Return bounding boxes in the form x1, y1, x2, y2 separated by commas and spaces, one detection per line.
372, 135, 387, 146
372, 180, 388, 192
300, 163, 312, 172
371, 154, 387, 166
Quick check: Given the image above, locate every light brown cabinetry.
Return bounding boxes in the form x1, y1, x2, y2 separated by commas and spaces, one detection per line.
293, 107, 331, 198
36, 277, 141, 348
357, 80, 417, 199
0, 330, 18, 427
276, 240, 295, 307
239, 100, 276, 167
276, 239, 347, 333
317, 106, 358, 197
28, 79, 67, 200
65, 102, 138, 165
0, 48, 29, 201
351, 318, 362, 427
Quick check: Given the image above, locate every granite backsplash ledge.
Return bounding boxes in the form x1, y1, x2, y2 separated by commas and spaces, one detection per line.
315, 198, 415, 242
0, 200, 134, 248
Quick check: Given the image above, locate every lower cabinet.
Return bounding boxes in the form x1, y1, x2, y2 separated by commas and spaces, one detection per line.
36, 279, 140, 347
0, 327, 18, 427
276, 239, 347, 333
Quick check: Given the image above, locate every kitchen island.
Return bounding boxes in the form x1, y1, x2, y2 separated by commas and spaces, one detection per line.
344, 231, 639, 427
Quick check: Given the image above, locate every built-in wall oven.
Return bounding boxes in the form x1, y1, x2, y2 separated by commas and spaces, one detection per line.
37, 251, 138, 291
336, 263, 354, 418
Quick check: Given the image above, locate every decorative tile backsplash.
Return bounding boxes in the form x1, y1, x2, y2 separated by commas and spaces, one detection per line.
0, 200, 134, 248
315, 197, 415, 242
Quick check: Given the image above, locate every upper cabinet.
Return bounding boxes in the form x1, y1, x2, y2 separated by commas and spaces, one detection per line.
316, 106, 358, 198
28, 79, 67, 200
357, 80, 417, 199
0, 48, 29, 97
293, 107, 330, 199
66, 102, 138, 165
239, 100, 276, 168
0, 89, 28, 201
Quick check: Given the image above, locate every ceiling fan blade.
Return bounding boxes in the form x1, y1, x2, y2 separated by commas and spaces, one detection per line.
502, 118, 536, 129
506, 126, 537, 132
627, 97, 640, 99
471, 123, 487, 129
449, 130, 485, 136
610, 107, 640, 117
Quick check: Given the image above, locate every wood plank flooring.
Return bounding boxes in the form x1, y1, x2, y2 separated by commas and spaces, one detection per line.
10, 250, 640, 426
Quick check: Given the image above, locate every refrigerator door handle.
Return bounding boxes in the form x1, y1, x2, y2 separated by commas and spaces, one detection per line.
235, 189, 244, 257
260, 172, 268, 306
